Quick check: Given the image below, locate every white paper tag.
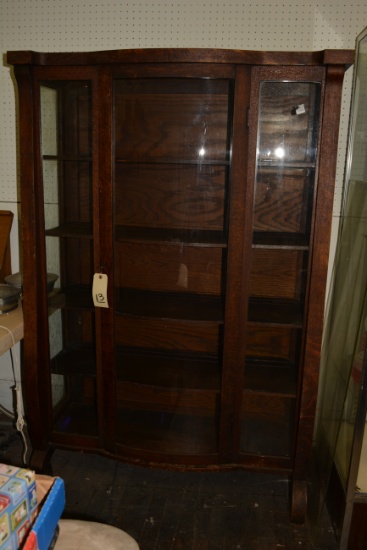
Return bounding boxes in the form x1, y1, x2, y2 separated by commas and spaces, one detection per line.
296, 104, 306, 115
92, 273, 109, 308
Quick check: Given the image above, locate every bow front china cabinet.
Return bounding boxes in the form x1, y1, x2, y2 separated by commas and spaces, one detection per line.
7, 48, 354, 521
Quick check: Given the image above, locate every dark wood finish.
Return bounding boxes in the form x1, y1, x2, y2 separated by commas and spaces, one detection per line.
291, 479, 308, 524
13, 65, 53, 456
254, 168, 313, 235
7, 48, 355, 67
219, 65, 252, 462
114, 164, 226, 230
0, 211, 13, 282
7, 48, 353, 523
115, 243, 223, 294
291, 64, 352, 520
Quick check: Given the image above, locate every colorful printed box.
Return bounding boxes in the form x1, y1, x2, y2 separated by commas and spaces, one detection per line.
0, 465, 37, 550
23, 476, 65, 550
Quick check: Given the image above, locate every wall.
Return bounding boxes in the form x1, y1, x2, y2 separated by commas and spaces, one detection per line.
0, 0, 366, 410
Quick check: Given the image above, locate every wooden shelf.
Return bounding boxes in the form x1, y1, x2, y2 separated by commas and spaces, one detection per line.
117, 383, 219, 417
116, 348, 220, 390
116, 409, 218, 456
248, 298, 303, 327
116, 289, 224, 322
240, 413, 293, 457
115, 158, 230, 166
45, 222, 93, 239
43, 154, 92, 161
115, 226, 227, 247
240, 385, 295, 457
257, 161, 316, 169
53, 402, 98, 437
50, 346, 95, 376
253, 165, 314, 237
48, 286, 94, 310
116, 348, 220, 417
253, 231, 309, 249
244, 358, 297, 397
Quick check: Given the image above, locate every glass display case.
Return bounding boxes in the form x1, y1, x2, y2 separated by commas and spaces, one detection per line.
310, 26, 367, 548
7, 47, 353, 522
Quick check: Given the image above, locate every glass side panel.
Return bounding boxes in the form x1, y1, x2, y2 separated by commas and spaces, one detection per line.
40, 81, 97, 438
321, 35, 367, 490
241, 80, 321, 457
113, 77, 232, 457
309, 33, 367, 517
304, 30, 367, 545
357, 420, 367, 493
354, 33, 367, 497
315, 183, 367, 489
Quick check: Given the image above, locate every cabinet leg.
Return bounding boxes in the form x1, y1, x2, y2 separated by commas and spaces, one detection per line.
27, 448, 54, 475
290, 479, 308, 524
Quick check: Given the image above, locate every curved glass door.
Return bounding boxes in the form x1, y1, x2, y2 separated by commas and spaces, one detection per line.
242, 75, 321, 458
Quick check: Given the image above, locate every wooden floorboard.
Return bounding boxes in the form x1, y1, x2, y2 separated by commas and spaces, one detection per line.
0, 423, 338, 549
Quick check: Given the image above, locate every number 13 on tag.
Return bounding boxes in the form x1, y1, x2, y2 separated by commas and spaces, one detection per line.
92, 273, 109, 308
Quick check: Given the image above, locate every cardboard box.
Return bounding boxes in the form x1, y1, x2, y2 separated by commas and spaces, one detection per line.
0, 465, 65, 550
0, 465, 37, 550
23, 475, 65, 550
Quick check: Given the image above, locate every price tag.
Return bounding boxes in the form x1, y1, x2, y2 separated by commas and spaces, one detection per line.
295, 104, 306, 115
92, 273, 109, 308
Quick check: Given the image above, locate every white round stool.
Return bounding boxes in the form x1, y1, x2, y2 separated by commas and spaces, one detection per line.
54, 519, 140, 549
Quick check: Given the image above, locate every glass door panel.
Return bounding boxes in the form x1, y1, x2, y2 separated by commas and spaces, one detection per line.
241, 79, 321, 457
40, 81, 97, 437
113, 77, 232, 458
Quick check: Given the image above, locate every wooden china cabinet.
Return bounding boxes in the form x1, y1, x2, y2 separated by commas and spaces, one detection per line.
7, 48, 354, 521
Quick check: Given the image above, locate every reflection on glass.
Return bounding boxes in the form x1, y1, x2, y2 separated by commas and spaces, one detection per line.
40, 81, 96, 437
309, 30, 367, 541
241, 80, 320, 457
113, 77, 232, 457
357, 416, 367, 492
309, 180, 367, 534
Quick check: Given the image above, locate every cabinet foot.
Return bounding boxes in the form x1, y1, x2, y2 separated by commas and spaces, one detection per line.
28, 448, 54, 475
290, 479, 308, 524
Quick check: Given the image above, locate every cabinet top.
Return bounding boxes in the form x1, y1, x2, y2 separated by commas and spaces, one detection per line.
6, 48, 355, 67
